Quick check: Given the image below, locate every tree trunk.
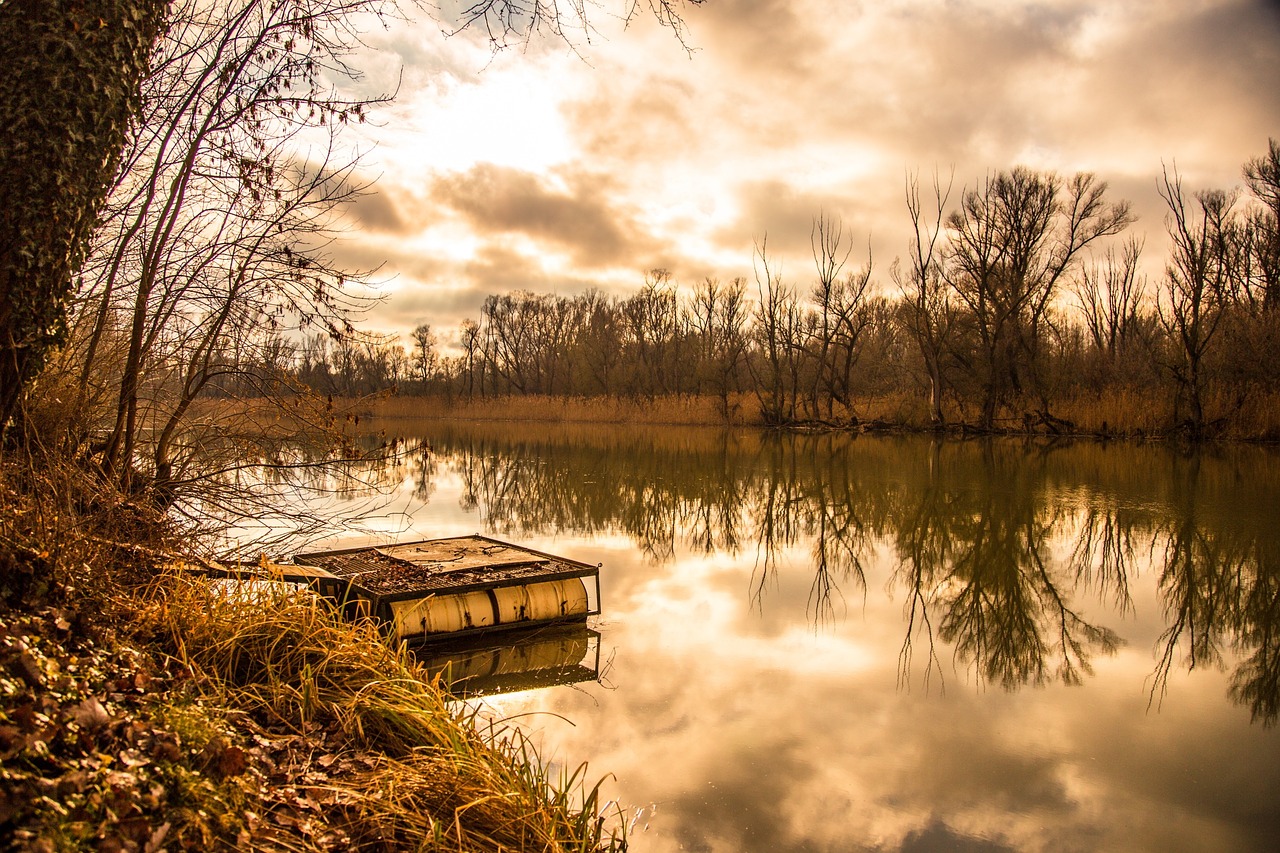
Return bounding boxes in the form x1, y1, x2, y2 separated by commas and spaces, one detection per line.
0, 0, 168, 437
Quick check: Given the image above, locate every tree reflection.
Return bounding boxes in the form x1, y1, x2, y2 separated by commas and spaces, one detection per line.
892, 441, 1120, 690
892, 439, 950, 690
1229, 539, 1280, 725
1149, 453, 1280, 725
747, 434, 871, 625
188, 430, 407, 553
748, 436, 803, 615
1067, 503, 1138, 616
800, 436, 872, 627
382, 421, 1280, 719
434, 423, 754, 562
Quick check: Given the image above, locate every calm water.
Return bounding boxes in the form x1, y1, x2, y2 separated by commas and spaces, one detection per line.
259, 422, 1280, 852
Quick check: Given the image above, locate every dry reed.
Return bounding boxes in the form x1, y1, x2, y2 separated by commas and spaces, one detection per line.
139, 572, 624, 851
366, 394, 756, 428
200, 387, 1280, 442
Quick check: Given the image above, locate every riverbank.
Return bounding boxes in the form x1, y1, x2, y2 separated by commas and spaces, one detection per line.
356, 388, 1280, 442
0, 457, 623, 851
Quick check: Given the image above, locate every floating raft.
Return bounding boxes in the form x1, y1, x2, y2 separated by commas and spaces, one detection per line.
287, 534, 601, 644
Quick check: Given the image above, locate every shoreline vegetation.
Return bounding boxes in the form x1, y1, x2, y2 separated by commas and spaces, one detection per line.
0, 455, 626, 851
354, 390, 1280, 443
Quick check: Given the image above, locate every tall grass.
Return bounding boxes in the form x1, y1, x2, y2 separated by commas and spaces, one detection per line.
368, 394, 756, 428
141, 572, 624, 851
210, 386, 1280, 442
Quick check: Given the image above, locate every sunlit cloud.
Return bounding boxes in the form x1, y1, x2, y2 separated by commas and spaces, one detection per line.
331, 0, 1279, 341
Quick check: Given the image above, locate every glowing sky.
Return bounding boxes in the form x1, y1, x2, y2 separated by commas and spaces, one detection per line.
331, 0, 1280, 344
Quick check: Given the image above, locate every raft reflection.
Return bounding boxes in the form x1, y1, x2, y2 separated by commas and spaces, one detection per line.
412, 624, 601, 699
400, 422, 1280, 723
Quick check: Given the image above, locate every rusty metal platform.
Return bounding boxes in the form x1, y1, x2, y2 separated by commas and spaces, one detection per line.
291, 534, 600, 603
282, 534, 601, 642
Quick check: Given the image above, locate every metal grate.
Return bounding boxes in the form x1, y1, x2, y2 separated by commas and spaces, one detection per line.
292, 535, 598, 602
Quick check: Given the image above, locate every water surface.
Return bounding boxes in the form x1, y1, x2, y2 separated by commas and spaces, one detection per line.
285, 423, 1280, 852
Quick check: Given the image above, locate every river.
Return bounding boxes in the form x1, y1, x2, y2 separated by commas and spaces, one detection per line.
236, 421, 1280, 852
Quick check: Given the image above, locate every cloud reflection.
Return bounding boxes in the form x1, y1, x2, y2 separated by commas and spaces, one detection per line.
354, 424, 1280, 850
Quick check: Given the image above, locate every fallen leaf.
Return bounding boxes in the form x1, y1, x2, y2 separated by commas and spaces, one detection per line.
219, 745, 247, 777
55, 769, 91, 797
74, 698, 111, 730
118, 748, 149, 769
9, 652, 44, 688
106, 771, 138, 792
144, 821, 170, 853
151, 739, 181, 763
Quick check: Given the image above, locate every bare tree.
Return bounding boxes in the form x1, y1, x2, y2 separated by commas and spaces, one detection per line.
749, 239, 802, 424
809, 213, 852, 417
64, 0, 393, 498
944, 167, 1131, 429
1074, 237, 1147, 360
482, 292, 537, 394
453, 0, 704, 52
893, 169, 954, 426
1242, 139, 1280, 313
410, 323, 440, 387
807, 214, 874, 419
688, 277, 749, 419
453, 319, 479, 400
620, 270, 681, 398
573, 289, 624, 396
1156, 166, 1241, 436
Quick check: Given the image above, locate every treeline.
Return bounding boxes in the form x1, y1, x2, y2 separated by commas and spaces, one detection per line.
1, 0, 1276, 526
294, 149, 1280, 438
18, 0, 1279, 510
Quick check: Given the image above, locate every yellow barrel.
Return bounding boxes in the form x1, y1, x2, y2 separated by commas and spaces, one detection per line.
493, 579, 589, 625
388, 578, 589, 641
389, 590, 497, 640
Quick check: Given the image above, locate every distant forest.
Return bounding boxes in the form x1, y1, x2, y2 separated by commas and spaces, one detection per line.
9, 0, 1280, 512
291, 145, 1280, 439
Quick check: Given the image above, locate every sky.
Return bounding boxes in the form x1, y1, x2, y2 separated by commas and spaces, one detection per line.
328, 0, 1280, 345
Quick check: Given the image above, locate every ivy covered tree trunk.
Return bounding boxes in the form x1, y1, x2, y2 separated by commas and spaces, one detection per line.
0, 0, 168, 437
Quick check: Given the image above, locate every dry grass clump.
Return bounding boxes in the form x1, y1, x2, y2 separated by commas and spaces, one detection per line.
1052, 386, 1280, 440
1051, 388, 1170, 437
196, 388, 1280, 442
140, 573, 622, 851
1205, 387, 1280, 441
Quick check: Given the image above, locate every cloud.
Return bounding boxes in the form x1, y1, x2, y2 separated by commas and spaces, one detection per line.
715, 179, 886, 283
340, 0, 1279, 336
347, 187, 409, 234
900, 819, 1018, 853
430, 162, 654, 268
1068, 0, 1280, 175
562, 73, 702, 173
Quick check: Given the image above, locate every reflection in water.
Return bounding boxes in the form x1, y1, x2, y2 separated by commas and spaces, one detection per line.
413, 625, 601, 699
1151, 453, 1280, 725
250, 422, 1280, 851
395, 422, 1280, 724
185, 431, 411, 552
893, 441, 1120, 690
